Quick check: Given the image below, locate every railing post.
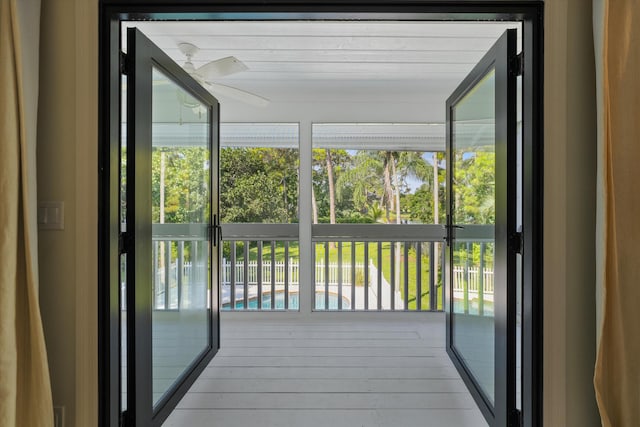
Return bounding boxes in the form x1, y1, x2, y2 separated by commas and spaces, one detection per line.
429, 241, 435, 311
338, 242, 343, 310
243, 241, 249, 309
441, 242, 446, 310
177, 241, 184, 309
194, 240, 200, 307
257, 241, 263, 309
377, 241, 382, 310
390, 241, 395, 311
324, 241, 329, 310
364, 243, 369, 311
479, 242, 485, 316
284, 242, 290, 310
164, 240, 170, 310
416, 242, 422, 311
230, 240, 236, 310
312, 243, 317, 309
404, 242, 409, 310
270, 241, 275, 310
153, 241, 158, 309
351, 241, 356, 310
464, 242, 470, 314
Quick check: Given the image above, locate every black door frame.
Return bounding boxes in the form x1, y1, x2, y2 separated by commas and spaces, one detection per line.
445, 29, 518, 426
98, 2, 543, 426
125, 27, 220, 426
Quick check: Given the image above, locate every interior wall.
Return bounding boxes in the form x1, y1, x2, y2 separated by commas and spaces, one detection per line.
34, 1, 601, 426
543, 0, 600, 425
37, 0, 98, 426
38, 0, 77, 423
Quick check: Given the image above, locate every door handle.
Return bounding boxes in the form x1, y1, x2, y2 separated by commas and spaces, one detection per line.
210, 214, 222, 246
444, 224, 465, 245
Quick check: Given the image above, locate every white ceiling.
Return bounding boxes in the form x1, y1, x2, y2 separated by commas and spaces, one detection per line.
123, 20, 520, 123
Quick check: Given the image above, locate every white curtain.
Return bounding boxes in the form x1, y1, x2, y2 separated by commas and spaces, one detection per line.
0, 0, 53, 425
593, 0, 640, 425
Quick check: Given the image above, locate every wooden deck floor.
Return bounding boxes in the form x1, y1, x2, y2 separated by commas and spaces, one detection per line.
163, 314, 488, 427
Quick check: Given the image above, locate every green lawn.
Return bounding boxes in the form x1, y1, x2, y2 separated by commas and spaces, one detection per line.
223, 240, 300, 262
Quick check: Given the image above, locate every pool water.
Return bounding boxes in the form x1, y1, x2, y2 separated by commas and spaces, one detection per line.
223, 292, 350, 310
453, 300, 494, 316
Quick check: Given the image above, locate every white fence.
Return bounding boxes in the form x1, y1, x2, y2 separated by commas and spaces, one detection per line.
152, 261, 205, 310
140, 261, 492, 310
221, 259, 370, 286
222, 259, 299, 286
314, 261, 367, 286
452, 266, 494, 295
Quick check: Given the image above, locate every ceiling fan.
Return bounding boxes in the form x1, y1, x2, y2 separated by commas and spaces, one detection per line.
178, 42, 269, 107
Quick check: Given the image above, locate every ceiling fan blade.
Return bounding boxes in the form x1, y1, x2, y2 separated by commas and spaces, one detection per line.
204, 82, 270, 107
196, 56, 249, 79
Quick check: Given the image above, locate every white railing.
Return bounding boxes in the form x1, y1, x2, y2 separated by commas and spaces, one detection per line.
143, 225, 493, 313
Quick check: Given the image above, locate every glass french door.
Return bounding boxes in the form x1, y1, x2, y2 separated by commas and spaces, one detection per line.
124, 28, 220, 426
445, 29, 518, 427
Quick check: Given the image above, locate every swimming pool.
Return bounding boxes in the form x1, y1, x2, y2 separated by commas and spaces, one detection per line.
222, 292, 350, 310
453, 299, 494, 316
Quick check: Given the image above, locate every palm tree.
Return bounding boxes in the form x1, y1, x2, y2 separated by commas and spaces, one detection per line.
336, 149, 434, 301
332, 148, 442, 305
336, 150, 432, 223
366, 201, 384, 223
389, 151, 431, 288
325, 149, 337, 225
311, 186, 319, 224
336, 151, 387, 218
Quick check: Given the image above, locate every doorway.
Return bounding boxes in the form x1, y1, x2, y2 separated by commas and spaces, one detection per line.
99, 4, 543, 427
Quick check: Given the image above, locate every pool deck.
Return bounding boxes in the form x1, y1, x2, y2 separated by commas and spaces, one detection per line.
163, 314, 488, 427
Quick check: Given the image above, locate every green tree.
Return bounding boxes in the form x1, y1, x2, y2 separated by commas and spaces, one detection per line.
152, 147, 209, 224
220, 147, 299, 223
312, 148, 353, 223
452, 149, 495, 224
404, 184, 435, 223
392, 151, 432, 223
335, 151, 385, 217
336, 150, 432, 224
400, 152, 446, 224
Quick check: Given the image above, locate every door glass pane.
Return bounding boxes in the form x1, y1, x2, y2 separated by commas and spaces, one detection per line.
516, 73, 523, 411
120, 74, 128, 412
451, 69, 496, 404
151, 67, 210, 407
120, 254, 127, 411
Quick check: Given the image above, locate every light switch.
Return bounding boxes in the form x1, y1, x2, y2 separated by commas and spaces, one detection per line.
38, 201, 65, 230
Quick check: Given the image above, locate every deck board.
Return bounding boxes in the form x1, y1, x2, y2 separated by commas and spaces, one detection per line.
163, 315, 488, 427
